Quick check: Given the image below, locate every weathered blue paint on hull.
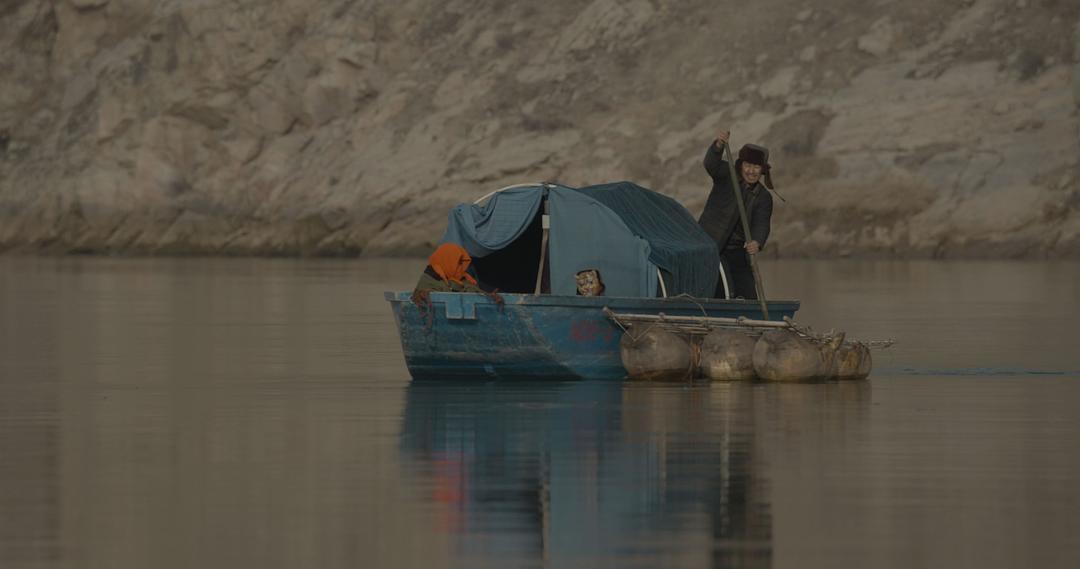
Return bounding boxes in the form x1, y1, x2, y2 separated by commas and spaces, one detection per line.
385, 291, 800, 380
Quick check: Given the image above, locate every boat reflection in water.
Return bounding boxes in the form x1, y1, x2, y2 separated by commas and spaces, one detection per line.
399, 379, 871, 568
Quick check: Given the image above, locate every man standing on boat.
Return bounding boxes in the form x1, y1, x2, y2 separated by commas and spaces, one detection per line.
698, 130, 775, 299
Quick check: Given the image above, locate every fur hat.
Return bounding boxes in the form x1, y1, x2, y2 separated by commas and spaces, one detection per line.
736, 143, 774, 190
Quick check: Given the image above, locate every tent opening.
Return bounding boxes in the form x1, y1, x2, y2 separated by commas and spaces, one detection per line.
471, 206, 547, 294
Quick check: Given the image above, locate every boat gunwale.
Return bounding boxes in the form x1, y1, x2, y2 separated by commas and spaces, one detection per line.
384, 290, 799, 312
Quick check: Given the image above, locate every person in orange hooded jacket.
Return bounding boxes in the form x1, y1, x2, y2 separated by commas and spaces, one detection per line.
414, 243, 489, 293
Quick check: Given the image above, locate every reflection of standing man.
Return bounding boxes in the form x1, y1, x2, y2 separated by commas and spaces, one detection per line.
698, 130, 774, 299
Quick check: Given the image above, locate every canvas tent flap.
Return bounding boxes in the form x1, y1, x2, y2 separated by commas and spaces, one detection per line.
547, 187, 655, 297
573, 182, 718, 298
440, 185, 544, 257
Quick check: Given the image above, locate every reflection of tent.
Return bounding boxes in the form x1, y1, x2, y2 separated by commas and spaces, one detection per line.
441, 182, 719, 298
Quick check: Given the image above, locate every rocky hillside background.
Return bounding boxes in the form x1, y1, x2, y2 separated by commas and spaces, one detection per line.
1, 0, 1078, 258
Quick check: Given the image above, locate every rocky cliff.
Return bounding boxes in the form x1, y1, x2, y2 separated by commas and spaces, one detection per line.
1, 0, 1078, 258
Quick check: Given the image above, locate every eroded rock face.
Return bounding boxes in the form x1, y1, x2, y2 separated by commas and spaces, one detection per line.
699, 329, 757, 381
1073, 20, 1080, 109
1, 1, 1078, 257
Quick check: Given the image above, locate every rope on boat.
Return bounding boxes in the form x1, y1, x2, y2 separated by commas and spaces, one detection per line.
602, 307, 895, 349
411, 289, 435, 331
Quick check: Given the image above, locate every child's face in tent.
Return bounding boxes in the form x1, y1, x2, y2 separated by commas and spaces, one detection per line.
575, 269, 604, 296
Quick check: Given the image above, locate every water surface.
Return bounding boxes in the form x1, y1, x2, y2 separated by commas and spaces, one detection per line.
1, 257, 1078, 568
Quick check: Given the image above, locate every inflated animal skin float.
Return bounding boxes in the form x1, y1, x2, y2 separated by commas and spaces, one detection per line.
614, 312, 885, 382
699, 329, 757, 381
618, 324, 696, 381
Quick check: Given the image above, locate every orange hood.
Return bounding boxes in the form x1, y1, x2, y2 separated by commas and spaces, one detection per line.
428, 243, 478, 286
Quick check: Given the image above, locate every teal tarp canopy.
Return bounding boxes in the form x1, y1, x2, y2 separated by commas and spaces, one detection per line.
546, 186, 654, 297
571, 182, 718, 298
441, 182, 718, 298
441, 186, 544, 257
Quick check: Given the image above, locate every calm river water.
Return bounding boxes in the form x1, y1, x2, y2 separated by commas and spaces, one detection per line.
1, 257, 1078, 568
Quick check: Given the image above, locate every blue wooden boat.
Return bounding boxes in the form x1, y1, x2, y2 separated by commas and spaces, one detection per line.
387, 181, 799, 380
386, 291, 799, 380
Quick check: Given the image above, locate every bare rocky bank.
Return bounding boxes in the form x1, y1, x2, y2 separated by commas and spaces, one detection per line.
1, 0, 1078, 258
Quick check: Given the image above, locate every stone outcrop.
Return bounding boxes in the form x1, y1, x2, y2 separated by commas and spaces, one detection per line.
1, 0, 1078, 258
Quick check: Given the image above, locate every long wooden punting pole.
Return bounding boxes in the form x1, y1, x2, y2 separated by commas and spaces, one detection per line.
721, 142, 770, 320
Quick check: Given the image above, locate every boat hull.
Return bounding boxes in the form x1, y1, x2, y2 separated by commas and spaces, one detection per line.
385, 291, 800, 380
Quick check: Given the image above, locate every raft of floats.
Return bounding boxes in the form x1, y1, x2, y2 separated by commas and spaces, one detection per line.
609, 308, 891, 382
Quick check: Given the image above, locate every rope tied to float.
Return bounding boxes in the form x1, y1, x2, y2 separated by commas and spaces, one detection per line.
605, 306, 661, 344
781, 316, 895, 350
668, 293, 710, 318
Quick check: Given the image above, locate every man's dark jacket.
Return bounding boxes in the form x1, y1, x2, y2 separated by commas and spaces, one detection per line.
697, 143, 773, 250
